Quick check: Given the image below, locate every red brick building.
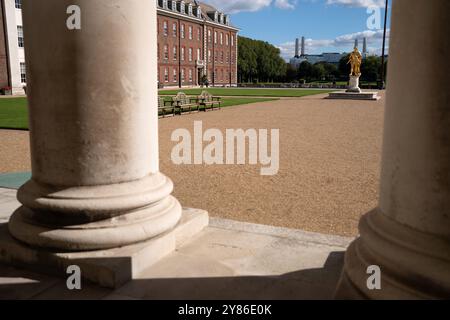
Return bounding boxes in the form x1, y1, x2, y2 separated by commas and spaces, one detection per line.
157, 0, 238, 88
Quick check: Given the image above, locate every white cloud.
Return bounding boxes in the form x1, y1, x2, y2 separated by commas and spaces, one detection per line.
201, 0, 296, 13
277, 29, 390, 60
326, 0, 386, 8
274, 0, 297, 10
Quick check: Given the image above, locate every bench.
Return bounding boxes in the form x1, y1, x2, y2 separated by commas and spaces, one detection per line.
158, 96, 175, 118
196, 91, 221, 112
172, 92, 198, 115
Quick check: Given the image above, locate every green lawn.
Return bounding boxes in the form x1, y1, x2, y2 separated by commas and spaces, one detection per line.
0, 97, 277, 130
219, 97, 278, 108
159, 88, 334, 97
0, 98, 28, 130
162, 96, 278, 110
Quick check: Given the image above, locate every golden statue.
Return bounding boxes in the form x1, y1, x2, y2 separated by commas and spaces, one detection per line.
347, 47, 362, 76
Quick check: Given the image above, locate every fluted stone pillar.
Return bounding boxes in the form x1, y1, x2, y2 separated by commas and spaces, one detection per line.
0, 0, 208, 287
336, 0, 450, 299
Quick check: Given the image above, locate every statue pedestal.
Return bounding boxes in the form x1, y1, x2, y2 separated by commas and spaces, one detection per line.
327, 74, 380, 101
346, 75, 362, 93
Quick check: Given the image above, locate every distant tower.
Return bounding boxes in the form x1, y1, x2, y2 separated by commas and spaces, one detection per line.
301, 36, 305, 56
295, 38, 300, 58
363, 37, 367, 57
354, 38, 359, 48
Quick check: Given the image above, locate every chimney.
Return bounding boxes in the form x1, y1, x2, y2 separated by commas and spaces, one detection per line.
354, 38, 359, 48
363, 37, 367, 55
301, 36, 305, 56
295, 38, 300, 58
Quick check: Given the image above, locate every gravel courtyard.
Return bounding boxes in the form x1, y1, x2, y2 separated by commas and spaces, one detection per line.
0, 93, 385, 237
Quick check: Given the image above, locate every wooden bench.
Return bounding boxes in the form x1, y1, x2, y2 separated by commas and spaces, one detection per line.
196, 91, 221, 112
172, 92, 198, 115
158, 96, 175, 118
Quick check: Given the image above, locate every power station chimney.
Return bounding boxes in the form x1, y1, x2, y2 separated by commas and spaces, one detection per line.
363, 37, 367, 56
354, 38, 359, 49
301, 36, 305, 56
295, 38, 300, 58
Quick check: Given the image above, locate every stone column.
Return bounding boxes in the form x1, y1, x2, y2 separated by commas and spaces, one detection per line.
8, 0, 183, 251
336, 0, 450, 299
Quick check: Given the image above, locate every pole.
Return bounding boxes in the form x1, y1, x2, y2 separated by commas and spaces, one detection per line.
379, 0, 389, 89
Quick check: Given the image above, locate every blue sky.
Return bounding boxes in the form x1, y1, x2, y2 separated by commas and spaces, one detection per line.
202, 0, 390, 60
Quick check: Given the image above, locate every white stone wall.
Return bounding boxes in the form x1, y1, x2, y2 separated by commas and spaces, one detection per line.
3, 0, 25, 95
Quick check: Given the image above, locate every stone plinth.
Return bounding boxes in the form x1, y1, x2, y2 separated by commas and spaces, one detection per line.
327, 91, 380, 101
0, 209, 208, 288
327, 75, 380, 100
347, 75, 362, 93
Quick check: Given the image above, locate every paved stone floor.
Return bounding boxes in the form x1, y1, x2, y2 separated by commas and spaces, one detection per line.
0, 187, 352, 300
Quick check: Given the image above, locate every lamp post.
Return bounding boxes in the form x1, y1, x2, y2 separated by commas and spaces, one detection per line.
379, 0, 389, 89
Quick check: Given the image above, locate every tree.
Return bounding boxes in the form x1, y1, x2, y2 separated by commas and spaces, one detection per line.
238, 36, 286, 83
298, 61, 313, 82
338, 54, 351, 81
285, 63, 298, 82
361, 56, 381, 82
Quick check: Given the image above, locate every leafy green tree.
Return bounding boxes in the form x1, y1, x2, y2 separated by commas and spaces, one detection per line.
238, 36, 286, 83
338, 54, 351, 80
312, 63, 326, 81
361, 56, 381, 82
286, 63, 298, 82
298, 61, 313, 82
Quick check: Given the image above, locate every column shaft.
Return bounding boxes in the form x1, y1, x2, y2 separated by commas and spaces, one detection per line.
336, 0, 450, 299
8, 0, 182, 251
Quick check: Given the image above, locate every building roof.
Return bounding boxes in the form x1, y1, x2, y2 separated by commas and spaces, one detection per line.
157, 0, 238, 30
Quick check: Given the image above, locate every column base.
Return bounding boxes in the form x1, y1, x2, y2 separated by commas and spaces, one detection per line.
0, 208, 208, 288
335, 209, 450, 299
9, 173, 183, 251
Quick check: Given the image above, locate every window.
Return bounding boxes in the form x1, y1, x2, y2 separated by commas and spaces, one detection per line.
226, 34, 229, 46
164, 45, 169, 60
181, 69, 185, 82
173, 68, 178, 83
173, 23, 177, 37
188, 48, 193, 62
189, 69, 193, 82
181, 24, 185, 39
226, 52, 229, 63
231, 35, 234, 47
214, 31, 217, 44
164, 68, 169, 82
197, 48, 201, 61
181, 47, 185, 61
17, 26, 24, 48
188, 26, 193, 40
15, 0, 21, 9
214, 51, 218, 63
208, 30, 211, 43
173, 46, 177, 60
208, 50, 211, 63
163, 21, 168, 36
220, 33, 223, 45
221, 52, 224, 63
197, 28, 201, 41
20, 62, 26, 83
